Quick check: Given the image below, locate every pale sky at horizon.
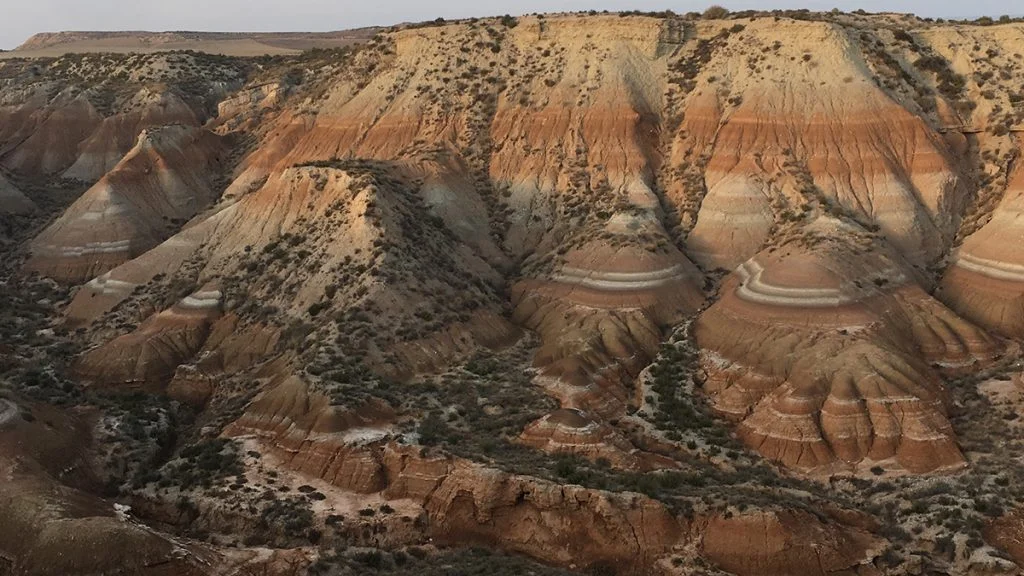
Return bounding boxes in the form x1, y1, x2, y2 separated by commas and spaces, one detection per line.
1, 0, 1021, 50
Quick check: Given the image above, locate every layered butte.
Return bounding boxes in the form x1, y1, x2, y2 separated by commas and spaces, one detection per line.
512, 230, 704, 414
27, 125, 228, 282
696, 220, 1001, 473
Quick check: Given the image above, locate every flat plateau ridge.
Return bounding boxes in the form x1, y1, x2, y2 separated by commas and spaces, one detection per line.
3, 29, 382, 57
5, 9, 1024, 576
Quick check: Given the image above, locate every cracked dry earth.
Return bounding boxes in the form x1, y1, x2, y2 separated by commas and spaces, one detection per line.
6, 8, 1024, 576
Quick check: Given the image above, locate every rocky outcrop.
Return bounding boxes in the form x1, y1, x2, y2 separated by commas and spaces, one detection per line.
162, 313, 277, 408
700, 510, 882, 576
28, 125, 228, 283
382, 443, 684, 573
695, 220, 1001, 473
518, 408, 673, 470
224, 376, 881, 575
382, 442, 880, 575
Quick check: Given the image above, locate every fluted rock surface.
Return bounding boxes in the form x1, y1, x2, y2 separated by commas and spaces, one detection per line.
682, 19, 965, 270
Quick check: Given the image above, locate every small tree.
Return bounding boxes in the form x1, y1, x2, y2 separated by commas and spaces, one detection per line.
703, 5, 730, 19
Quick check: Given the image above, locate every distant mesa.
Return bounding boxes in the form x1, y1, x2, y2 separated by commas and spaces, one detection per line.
6, 29, 382, 58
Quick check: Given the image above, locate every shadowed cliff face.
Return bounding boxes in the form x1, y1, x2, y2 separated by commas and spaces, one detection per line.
6, 10, 1024, 576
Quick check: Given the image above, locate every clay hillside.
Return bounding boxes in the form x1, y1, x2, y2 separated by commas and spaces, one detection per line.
5, 7, 1024, 576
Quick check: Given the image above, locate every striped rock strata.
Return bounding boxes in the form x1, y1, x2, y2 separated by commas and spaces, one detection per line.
27, 125, 228, 282
0, 54, 239, 180
518, 408, 675, 470
696, 221, 1002, 473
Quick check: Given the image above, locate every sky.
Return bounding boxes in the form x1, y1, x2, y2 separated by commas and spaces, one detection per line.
1, 0, 1022, 50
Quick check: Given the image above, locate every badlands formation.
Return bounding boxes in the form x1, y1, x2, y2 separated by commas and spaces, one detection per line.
5, 8, 1024, 576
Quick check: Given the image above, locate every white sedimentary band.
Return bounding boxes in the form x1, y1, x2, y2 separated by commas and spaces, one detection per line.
863, 395, 921, 404
180, 290, 223, 310
954, 252, 1024, 282
693, 210, 769, 223
79, 204, 129, 221
550, 264, 689, 291
735, 259, 850, 307
36, 239, 132, 257
898, 430, 953, 442
339, 427, 390, 446
85, 274, 136, 296
544, 412, 600, 433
